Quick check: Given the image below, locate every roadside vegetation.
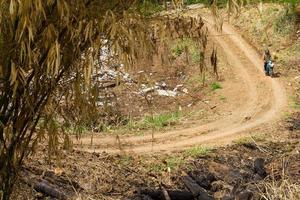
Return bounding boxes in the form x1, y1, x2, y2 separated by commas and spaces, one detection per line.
122, 111, 181, 132
210, 82, 222, 91
184, 145, 213, 157
171, 38, 201, 63
233, 134, 267, 146
261, 179, 300, 200
137, 0, 164, 16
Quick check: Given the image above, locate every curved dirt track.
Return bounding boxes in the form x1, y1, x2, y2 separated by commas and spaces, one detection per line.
75, 12, 287, 154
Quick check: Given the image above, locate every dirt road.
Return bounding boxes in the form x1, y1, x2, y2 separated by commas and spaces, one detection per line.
75, 11, 287, 154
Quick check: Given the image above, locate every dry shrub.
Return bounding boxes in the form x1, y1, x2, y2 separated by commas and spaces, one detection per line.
0, 1, 208, 199
260, 178, 300, 200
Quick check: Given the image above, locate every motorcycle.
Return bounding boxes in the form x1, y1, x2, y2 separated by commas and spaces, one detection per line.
265, 60, 275, 77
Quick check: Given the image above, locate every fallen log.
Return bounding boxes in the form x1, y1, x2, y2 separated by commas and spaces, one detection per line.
182, 172, 214, 200
43, 170, 82, 190
141, 195, 155, 200
140, 188, 194, 200
161, 186, 171, 200
33, 179, 68, 200
188, 171, 215, 190
21, 171, 68, 200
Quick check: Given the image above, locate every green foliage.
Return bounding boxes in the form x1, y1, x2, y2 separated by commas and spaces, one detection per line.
165, 156, 185, 170
144, 111, 180, 129
148, 162, 165, 172
289, 96, 300, 109
173, 45, 184, 57
210, 82, 222, 90
144, 155, 185, 172
114, 111, 181, 133
185, 146, 213, 157
171, 38, 201, 63
118, 155, 134, 166
273, 10, 296, 36
137, 0, 163, 16
277, 0, 300, 7
292, 102, 300, 109
185, 0, 210, 5
288, 43, 300, 53
220, 95, 226, 101
184, 0, 228, 7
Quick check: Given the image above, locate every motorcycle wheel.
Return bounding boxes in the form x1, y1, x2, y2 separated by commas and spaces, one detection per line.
269, 68, 273, 77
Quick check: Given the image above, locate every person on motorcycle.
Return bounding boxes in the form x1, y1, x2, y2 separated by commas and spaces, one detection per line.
263, 48, 271, 74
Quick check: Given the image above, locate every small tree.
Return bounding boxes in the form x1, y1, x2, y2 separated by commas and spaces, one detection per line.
0, 0, 152, 199
0, 0, 208, 199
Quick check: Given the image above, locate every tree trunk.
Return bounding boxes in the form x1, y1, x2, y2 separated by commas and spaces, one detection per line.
0, 160, 17, 200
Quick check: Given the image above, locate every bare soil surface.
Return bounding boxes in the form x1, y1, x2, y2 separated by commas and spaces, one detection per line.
74, 10, 288, 154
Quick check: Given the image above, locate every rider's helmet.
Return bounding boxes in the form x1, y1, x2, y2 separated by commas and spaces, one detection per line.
264, 48, 270, 55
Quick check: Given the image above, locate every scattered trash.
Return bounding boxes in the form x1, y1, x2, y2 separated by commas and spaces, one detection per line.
140, 87, 157, 94
138, 82, 188, 97
157, 90, 177, 97
174, 84, 183, 91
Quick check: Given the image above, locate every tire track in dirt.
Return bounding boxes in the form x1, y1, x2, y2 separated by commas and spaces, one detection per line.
75, 13, 287, 154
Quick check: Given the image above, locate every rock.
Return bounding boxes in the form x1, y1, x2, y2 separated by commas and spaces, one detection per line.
254, 158, 267, 178
157, 90, 177, 97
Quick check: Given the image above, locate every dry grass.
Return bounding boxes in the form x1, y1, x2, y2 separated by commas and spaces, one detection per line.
260, 178, 300, 200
